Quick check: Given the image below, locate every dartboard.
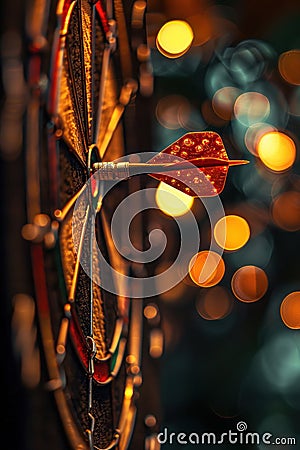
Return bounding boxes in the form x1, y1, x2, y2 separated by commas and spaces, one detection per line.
22, 1, 159, 449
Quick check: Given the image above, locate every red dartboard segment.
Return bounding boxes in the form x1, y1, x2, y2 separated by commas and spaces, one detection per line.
149, 131, 230, 197
69, 306, 111, 384
95, 0, 110, 34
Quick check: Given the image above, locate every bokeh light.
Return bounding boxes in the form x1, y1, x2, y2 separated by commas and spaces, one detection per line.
257, 131, 296, 172
280, 292, 300, 329
212, 86, 241, 121
272, 191, 300, 231
11, 294, 40, 388
261, 332, 300, 391
149, 328, 164, 358
21, 223, 39, 241
155, 95, 190, 130
227, 39, 275, 85
231, 265, 268, 303
155, 181, 194, 217
244, 123, 277, 156
230, 81, 289, 164
214, 215, 250, 251
279, 50, 300, 85
156, 20, 194, 58
188, 250, 225, 288
233, 92, 270, 127
146, 2, 300, 442
204, 62, 234, 99
196, 286, 233, 320
144, 304, 159, 320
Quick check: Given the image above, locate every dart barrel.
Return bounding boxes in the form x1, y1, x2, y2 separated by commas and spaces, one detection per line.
93, 162, 131, 180
93, 161, 176, 179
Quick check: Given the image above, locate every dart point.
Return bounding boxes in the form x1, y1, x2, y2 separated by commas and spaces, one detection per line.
228, 159, 250, 166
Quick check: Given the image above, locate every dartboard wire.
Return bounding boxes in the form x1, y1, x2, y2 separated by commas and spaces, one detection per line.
53, 183, 87, 222
68, 204, 90, 302
97, 82, 136, 159
86, 179, 96, 448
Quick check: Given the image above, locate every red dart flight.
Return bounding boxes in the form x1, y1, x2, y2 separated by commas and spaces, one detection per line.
148, 131, 248, 197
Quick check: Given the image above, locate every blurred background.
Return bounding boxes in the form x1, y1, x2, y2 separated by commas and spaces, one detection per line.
143, 0, 300, 448
1, 0, 300, 448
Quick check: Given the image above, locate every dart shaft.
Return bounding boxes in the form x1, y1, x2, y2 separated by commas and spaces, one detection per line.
93, 158, 248, 180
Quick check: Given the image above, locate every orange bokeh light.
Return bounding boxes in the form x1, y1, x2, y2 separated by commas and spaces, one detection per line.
214, 215, 250, 251
149, 329, 164, 358
244, 123, 277, 156
280, 292, 300, 329
231, 265, 268, 303
196, 286, 233, 320
279, 50, 300, 85
189, 250, 225, 288
144, 304, 158, 320
272, 191, 300, 231
257, 131, 296, 172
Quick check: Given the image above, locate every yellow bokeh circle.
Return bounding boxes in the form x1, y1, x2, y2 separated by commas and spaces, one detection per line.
156, 20, 194, 58
155, 181, 194, 217
257, 131, 296, 172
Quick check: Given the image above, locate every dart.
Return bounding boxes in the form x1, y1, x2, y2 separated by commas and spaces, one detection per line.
93, 131, 248, 197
